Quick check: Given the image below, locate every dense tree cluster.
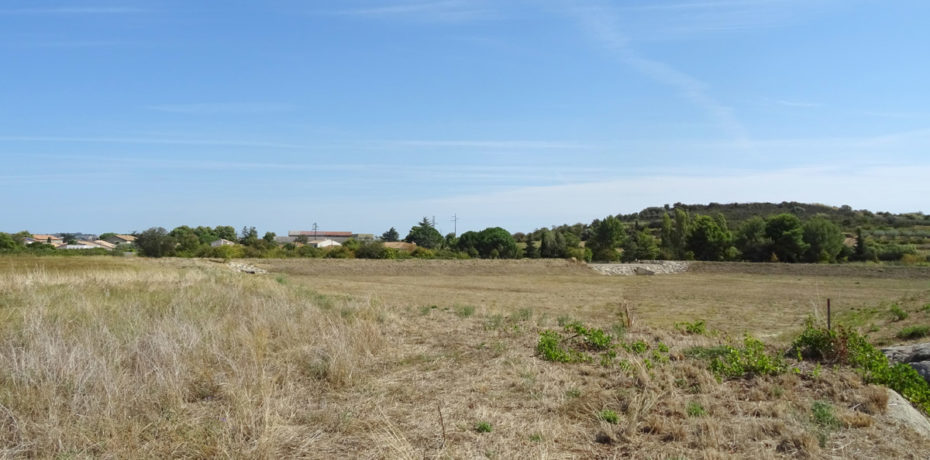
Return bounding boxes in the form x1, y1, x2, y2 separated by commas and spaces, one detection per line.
2, 202, 926, 263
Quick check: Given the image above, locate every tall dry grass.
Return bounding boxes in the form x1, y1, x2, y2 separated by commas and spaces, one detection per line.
0, 258, 389, 457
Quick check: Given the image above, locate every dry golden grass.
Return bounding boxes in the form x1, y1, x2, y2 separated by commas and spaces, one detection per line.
1, 256, 929, 458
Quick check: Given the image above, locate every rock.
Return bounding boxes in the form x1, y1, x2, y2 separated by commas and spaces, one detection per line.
885, 388, 930, 438
589, 261, 690, 276
882, 343, 930, 363
882, 342, 930, 385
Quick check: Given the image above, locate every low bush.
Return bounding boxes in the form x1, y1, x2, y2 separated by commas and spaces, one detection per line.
675, 320, 706, 335
598, 409, 619, 424
711, 335, 786, 379
890, 304, 908, 322
896, 325, 930, 340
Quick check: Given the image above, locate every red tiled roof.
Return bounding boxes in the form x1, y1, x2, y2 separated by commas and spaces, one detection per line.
291, 231, 353, 237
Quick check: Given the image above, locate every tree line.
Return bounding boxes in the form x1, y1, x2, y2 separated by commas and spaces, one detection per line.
1, 204, 923, 263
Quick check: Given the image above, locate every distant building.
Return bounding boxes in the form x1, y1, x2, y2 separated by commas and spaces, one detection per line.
210, 239, 237, 247
32, 234, 63, 245
286, 231, 375, 243
59, 240, 105, 250
288, 230, 353, 243
105, 234, 136, 246
93, 240, 117, 250
307, 239, 341, 248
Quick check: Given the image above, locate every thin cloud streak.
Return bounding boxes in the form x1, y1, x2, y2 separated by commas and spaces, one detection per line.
145, 103, 295, 115
563, 1, 754, 151
0, 135, 308, 150
0, 7, 146, 15
329, 0, 494, 22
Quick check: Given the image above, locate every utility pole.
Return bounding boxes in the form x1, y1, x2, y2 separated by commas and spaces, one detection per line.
312, 222, 318, 240
431, 216, 436, 228
450, 214, 458, 236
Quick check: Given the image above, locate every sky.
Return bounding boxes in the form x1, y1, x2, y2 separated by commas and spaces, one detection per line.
2, 0, 929, 236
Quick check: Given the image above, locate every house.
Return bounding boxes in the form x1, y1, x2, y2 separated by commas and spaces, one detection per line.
288, 230, 354, 243
210, 239, 237, 247
58, 240, 104, 250
93, 240, 117, 250
105, 234, 136, 246
307, 239, 341, 248
32, 234, 63, 245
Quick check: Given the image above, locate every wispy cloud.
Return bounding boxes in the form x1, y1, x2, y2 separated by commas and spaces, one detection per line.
563, 1, 753, 150
773, 99, 822, 108
329, 0, 494, 22
385, 140, 592, 150
611, 0, 824, 40
145, 103, 295, 115
0, 135, 307, 150
0, 6, 146, 15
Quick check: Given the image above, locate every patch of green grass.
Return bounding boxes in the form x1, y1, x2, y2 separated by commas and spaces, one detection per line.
565, 388, 581, 399
598, 409, 619, 424
890, 304, 908, 321
922, 303, 930, 312
475, 421, 492, 433
683, 345, 731, 360
529, 433, 543, 442
810, 401, 840, 429
675, 319, 707, 335
686, 401, 706, 417
897, 325, 930, 340
455, 304, 476, 318
556, 315, 573, 327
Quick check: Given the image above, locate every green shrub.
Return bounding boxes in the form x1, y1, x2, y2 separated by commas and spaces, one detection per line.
598, 409, 619, 424
536, 330, 576, 363
675, 320, 706, 335
890, 304, 909, 321
627, 339, 649, 354
897, 325, 930, 340
455, 304, 476, 318
792, 322, 930, 415
684, 345, 731, 360
564, 322, 612, 350
475, 421, 492, 433
711, 335, 786, 379
810, 401, 840, 429
686, 401, 706, 417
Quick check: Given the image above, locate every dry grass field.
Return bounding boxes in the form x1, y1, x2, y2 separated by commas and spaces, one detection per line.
1, 256, 929, 458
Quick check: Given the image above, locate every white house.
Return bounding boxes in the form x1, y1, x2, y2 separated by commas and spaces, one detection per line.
210, 239, 237, 247
308, 239, 341, 248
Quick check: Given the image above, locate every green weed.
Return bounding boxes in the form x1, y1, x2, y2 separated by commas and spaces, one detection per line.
598, 409, 619, 424
711, 335, 786, 379
675, 320, 707, 335
897, 325, 930, 340
686, 401, 706, 417
475, 421, 492, 433
455, 304, 476, 318
890, 304, 908, 321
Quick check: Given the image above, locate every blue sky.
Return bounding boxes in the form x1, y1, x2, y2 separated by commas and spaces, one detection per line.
2, 0, 928, 236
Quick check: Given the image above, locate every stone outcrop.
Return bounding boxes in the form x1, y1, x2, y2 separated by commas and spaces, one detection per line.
882, 342, 930, 384
589, 261, 690, 276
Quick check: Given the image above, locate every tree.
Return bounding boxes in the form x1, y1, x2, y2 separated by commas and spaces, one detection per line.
263, 232, 277, 244
659, 212, 674, 258
671, 208, 691, 259
735, 216, 769, 262
0, 233, 16, 251
404, 217, 443, 249
170, 226, 201, 254
524, 239, 540, 259
215, 226, 237, 241
239, 226, 259, 246
687, 215, 732, 261
802, 216, 844, 263
624, 229, 659, 261
134, 227, 176, 257
587, 216, 625, 261
98, 232, 117, 242
765, 214, 809, 262
381, 227, 400, 242
853, 227, 871, 261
